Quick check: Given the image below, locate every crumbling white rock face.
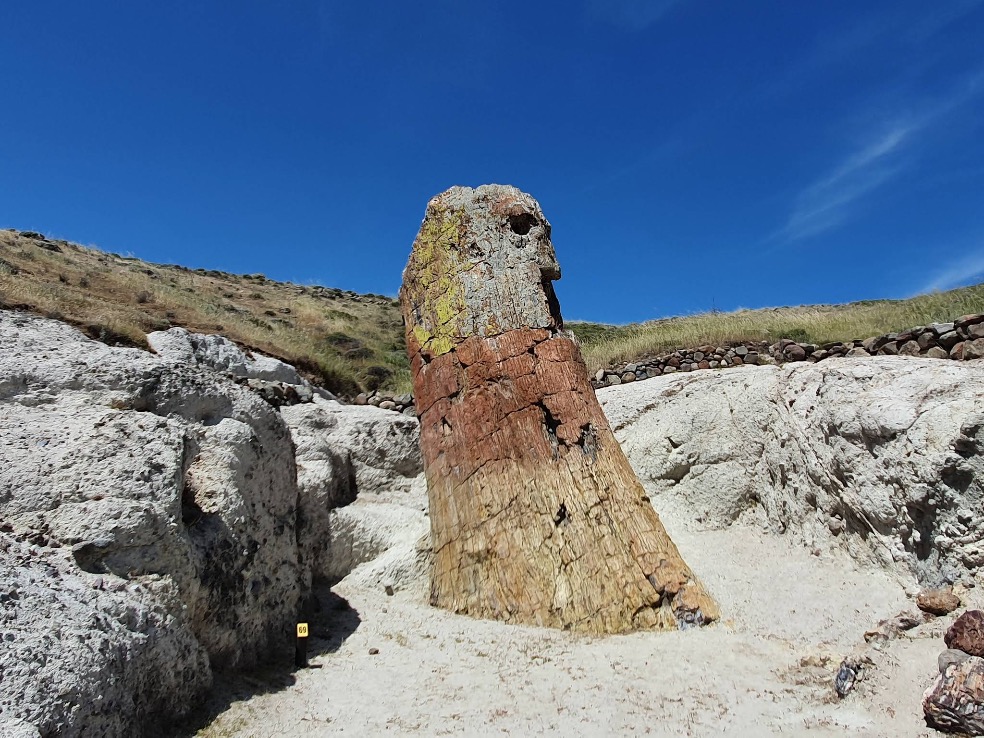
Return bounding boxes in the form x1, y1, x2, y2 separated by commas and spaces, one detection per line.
600, 357, 984, 585
282, 397, 422, 501
146, 323, 426, 592
0, 311, 303, 734
325, 495, 430, 594
280, 397, 425, 589
0, 532, 210, 737
0, 309, 427, 736
147, 326, 305, 384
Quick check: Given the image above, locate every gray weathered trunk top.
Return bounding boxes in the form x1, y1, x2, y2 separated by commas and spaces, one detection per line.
400, 184, 563, 359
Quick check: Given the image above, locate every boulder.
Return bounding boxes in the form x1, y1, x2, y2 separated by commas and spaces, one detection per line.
947, 611, 984, 657
0, 310, 303, 734
148, 326, 308, 386
939, 331, 962, 350
899, 340, 922, 356
940, 649, 973, 673
918, 587, 962, 616
784, 344, 807, 361
600, 356, 984, 584
966, 339, 984, 361
923, 656, 984, 735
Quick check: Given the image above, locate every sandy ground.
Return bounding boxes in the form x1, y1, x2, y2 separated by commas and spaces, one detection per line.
181, 505, 974, 738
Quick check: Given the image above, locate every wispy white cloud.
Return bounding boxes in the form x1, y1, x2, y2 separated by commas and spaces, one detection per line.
914, 245, 984, 295
775, 71, 984, 243
764, 1, 984, 98
778, 125, 912, 242
904, 0, 984, 44
583, 0, 682, 31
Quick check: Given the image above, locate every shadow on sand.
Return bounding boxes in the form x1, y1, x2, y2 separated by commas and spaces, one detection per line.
163, 584, 360, 736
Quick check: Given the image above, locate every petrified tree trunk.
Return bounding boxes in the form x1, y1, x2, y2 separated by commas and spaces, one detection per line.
400, 184, 717, 633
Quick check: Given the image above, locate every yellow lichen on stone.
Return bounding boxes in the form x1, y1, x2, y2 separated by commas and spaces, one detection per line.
405, 206, 468, 357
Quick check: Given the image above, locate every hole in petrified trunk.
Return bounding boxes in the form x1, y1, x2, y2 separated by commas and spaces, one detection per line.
508, 212, 537, 235
554, 502, 569, 526
538, 401, 562, 458
577, 423, 597, 461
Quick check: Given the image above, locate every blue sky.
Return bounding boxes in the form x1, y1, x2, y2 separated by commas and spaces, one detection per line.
1, 1, 983, 323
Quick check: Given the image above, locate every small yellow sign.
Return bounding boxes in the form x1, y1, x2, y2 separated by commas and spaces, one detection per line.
296, 623, 309, 638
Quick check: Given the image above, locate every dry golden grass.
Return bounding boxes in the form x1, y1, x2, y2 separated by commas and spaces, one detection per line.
4, 227, 982, 393
0, 229, 409, 395
571, 284, 984, 373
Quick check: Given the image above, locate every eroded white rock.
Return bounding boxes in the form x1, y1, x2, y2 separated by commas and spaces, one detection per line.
280, 396, 423, 587
147, 326, 305, 384
1, 311, 302, 733
600, 357, 984, 584
0, 532, 210, 737
1, 309, 426, 735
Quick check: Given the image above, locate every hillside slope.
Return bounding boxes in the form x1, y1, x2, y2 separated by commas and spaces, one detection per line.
0, 229, 407, 395
3, 227, 983, 393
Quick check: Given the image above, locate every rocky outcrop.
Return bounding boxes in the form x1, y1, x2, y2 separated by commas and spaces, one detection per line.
0, 310, 420, 736
400, 185, 716, 633
0, 532, 209, 737
280, 396, 423, 585
148, 326, 306, 384
601, 356, 984, 585
148, 326, 336, 408
0, 310, 302, 734
594, 314, 984, 388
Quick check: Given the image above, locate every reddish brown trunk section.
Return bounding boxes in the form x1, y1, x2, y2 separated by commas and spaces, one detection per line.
410, 327, 718, 632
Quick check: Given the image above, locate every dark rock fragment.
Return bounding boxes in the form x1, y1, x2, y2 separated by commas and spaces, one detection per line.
947, 611, 984, 657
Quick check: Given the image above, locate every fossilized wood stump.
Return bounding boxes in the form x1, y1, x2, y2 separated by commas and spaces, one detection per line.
400, 184, 717, 633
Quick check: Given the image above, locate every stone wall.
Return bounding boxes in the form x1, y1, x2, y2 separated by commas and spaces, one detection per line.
592, 314, 984, 389
353, 390, 416, 415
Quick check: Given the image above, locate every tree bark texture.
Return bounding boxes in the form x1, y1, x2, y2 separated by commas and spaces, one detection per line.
400, 185, 718, 633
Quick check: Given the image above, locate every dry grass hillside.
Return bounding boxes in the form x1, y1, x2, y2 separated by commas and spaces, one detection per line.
571, 284, 984, 371
3, 227, 983, 395
0, 229, 408, 396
